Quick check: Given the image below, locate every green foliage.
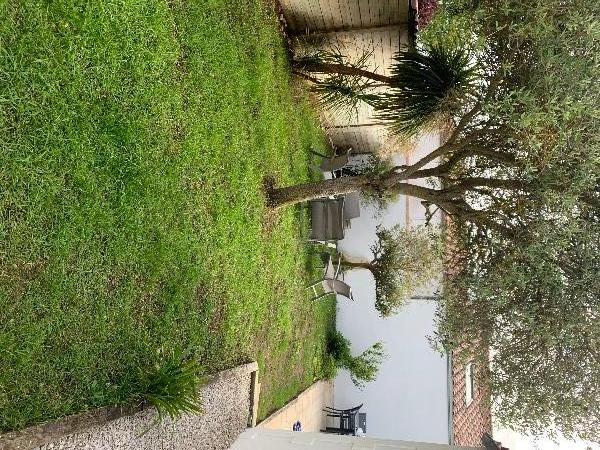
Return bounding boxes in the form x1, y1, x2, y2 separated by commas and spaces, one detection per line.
326, 331, 385, 388
143, 353, 204, 422
321, 355, 338, 380
374, 42, 478, 138
310, 76, 379, 119
371, 226, 443, 316
0, 0, 333, 432
436, 219, 600, 443
417, 9, 485, 53
294, 44, 380, 118
345, 343, 386, 388
427, 0, 600, 442
336, 154, 400, 211
343, 154, 395, 178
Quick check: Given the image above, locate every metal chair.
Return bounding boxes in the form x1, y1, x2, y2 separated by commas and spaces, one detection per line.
308, 278, 353, 302
312, 149, 352, 178
358, 412, 367, 434
342, 191, 360, 228
322, 254, 341, 280
321, 404, 363, 435
307, 256, 353, 301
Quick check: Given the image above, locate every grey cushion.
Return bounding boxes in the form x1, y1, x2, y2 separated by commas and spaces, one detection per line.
342, 191, 360, 220
310, 199, 345, 241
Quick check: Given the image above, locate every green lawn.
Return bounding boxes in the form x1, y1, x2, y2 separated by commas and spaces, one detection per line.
0, 0, 335, 431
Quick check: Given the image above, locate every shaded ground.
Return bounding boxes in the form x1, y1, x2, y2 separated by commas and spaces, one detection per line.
0, 0, 335, 431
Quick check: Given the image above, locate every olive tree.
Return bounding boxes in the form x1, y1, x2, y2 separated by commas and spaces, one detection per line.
428, 0, 600, 443
341, 225, 442, 316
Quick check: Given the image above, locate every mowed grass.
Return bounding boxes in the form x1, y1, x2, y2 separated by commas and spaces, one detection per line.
0, 0, 335, 431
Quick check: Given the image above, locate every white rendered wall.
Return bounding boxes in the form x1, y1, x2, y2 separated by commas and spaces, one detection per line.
334, 132, 450, 444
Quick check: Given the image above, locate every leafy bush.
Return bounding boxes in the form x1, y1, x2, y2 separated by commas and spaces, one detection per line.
326, 331, 385, 388
142, 352, 205, 422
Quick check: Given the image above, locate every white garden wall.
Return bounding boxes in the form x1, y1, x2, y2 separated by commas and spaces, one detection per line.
334, 132, 450, 444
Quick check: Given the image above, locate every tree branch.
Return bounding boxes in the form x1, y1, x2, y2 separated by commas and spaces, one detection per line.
580, 192, 600, 210
442, 178, 529, 195
292, 61, 394, 84
391, 126, 494, 185
386, 182, 514, 237
445, 73, 503, 145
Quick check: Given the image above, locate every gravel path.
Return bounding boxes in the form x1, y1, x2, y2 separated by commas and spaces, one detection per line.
28, 363, 255, 450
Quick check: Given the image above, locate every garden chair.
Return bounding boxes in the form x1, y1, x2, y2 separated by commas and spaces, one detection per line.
321, 254, 342, 280
309, 198, 345, 242
312, 148, 352, 178
308, 255, 352, 301
358, 412, 367, 434
342, 191, 360, 227
308, 278, 353, 302
321, 403, 363, 435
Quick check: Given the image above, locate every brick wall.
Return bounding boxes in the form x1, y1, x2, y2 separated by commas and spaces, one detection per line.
443, 214, 493, 447
451, 347, 492, 447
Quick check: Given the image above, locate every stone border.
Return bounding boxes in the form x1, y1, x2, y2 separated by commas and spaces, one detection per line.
0, 362, 259, 450
247, 369, 261, 428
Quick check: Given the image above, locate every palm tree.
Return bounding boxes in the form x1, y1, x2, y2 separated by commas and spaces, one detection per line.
293, 41, 478, 140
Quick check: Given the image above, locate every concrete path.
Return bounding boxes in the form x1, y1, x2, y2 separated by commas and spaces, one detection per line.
231, 429, 484, 450
258, 380, 333, 432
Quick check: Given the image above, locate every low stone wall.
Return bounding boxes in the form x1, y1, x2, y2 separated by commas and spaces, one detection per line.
258, 380, 333, 432
1, 362, 258, 450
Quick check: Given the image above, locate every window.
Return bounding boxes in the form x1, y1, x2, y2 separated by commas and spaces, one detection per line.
465, 362, 475, 406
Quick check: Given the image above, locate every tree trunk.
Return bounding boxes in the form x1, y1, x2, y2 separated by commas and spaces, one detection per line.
267, 175, 370, 209
267, 174, 441, 209
340, 260, 375, 271
293, 61, 394, 85
266, 173, 515, 237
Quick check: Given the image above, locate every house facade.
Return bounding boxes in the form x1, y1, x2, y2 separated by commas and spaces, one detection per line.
452, 347, 493, 447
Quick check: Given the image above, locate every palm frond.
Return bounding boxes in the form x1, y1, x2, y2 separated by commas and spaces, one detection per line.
311, 75, 380, 119
375, 42, 479, 138
294, 43, 383, 119
295, 41, 372, 68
